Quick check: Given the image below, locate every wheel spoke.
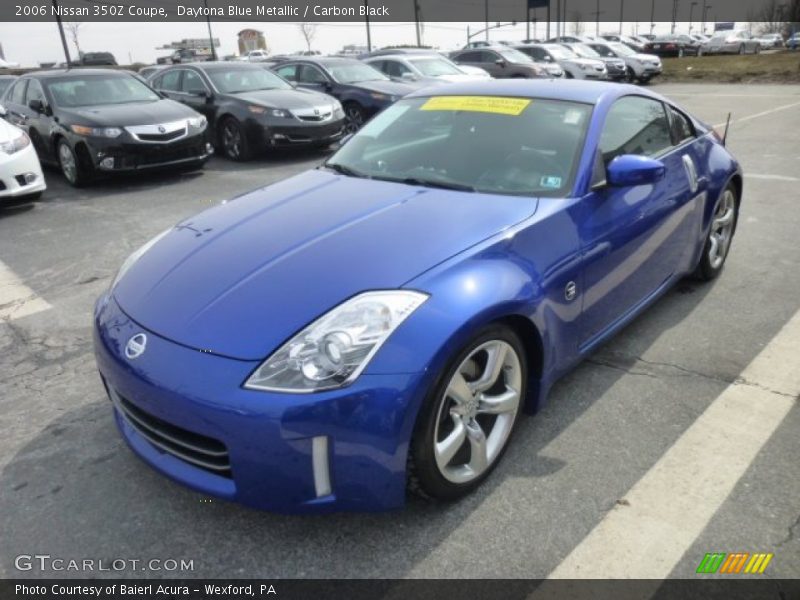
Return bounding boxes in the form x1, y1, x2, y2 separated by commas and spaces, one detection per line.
472, 342, 507, 393
478, 387, 519, 415
708, 232, 720, 261
465, 420, 488, 473
714, 207, 734, 229
435, 416, 466, 469
447, 371, 473, 406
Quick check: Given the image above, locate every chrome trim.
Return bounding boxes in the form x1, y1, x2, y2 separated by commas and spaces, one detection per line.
125, 119, 189, 143
312, 436, 332, 497
292, 106, 334, 122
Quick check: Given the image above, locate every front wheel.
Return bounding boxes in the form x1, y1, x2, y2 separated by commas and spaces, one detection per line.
219, 117, 251, 161
408, 324, 527, 500
57, 140, 90, 187
343, 103, 366, 134
694, 183, 739, 281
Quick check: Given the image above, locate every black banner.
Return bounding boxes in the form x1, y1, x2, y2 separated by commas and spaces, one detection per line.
2, 0, 788, 23
3, 579, 800, 600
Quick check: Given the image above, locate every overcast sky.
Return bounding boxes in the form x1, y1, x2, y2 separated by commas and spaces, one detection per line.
1, 20, 717, 67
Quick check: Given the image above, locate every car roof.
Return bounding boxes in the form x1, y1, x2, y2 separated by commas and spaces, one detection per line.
24, 68, 134, 79
404, 79, 663, 106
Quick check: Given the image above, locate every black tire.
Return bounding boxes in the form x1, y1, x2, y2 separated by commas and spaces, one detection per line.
637, 75, 652, 85
738, 44, 745, 55
343, 102, 366, 134
218, 117, 251, 161
564, 71, 574, 79
57, 139, 90, 187
626, 66, 637, 83
408, 323, 528, 501
693, 182, 739, 281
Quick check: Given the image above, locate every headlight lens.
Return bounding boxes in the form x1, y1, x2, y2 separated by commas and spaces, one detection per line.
71, 125, 122, 138
111, 228, 172, 290
333, 101, 344, 117
0, 131, 30, 154
244, 290, 428, 393
188, 115, 207, 129
269, 108, 291, 118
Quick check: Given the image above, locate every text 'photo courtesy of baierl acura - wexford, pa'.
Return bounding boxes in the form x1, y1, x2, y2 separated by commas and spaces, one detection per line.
0, 0, 799, 598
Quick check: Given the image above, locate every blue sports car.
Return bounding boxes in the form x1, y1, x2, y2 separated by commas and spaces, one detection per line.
94, 80, 742, 513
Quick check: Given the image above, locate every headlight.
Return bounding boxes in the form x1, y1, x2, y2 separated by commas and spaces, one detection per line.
333, 101, 344, 117
111, 228, 172, 290
371, 92, 398, 102
70, 125, 122, 138
188, 115, 207, 129
0, 131, 30, 154
578, 63, 591, 71
244, 290, 428, 393
248, 105, 291, 118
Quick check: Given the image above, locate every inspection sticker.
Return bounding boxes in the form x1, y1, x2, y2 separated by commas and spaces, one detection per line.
420, 96, 531, 116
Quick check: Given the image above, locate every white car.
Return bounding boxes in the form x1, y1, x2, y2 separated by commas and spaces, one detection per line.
515, 43, 607, 80
246, 50, 271, 62
454, 64, 492, 79
0, 112, 46, 202
588, 41, 662, 83
363, 53, 492, 84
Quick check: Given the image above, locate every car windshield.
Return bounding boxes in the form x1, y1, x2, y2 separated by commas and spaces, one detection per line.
325, 95, 591, 197
408, 57, 463, 76
543, 45, 577, 59
328, 62, 388, 83
609, 42, 635, 56
497, 48, 534, 63
46, 74, 159, 107
570, 43, 601, 58
207, 68, 291, 93
0, 79, 14, 97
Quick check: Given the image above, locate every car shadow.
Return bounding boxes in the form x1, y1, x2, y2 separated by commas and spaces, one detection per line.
0, 198, 37, 218
3, 274, 764, 580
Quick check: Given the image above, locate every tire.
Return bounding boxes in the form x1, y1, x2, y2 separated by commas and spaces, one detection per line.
343, 102, 366, 134
57, 139, 90, 187
637, 76, 652, 85
626, 66, 637, 83
693, 183, 739, 281
738, 44, 745, 55
408, 323, 528, 501
218, 117, 251, 161
564, 71, 574, 79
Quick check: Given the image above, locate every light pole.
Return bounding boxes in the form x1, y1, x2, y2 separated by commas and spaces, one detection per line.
413, 0, 421, 46
202, 0, 216, 61
671, 0, 679, 34
650, 0, 656, 33
485, 0, 489, 41
51, 0, 72, 66
688, 0, 698, 32
364, 0, 372, 51
619, 0, 624, 35
701, 0, 711, 34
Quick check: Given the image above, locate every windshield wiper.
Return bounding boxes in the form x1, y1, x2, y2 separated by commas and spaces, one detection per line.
373, 175, 476, 192
321, 162, 367, 178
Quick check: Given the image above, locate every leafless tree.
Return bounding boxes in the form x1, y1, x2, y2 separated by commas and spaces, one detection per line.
64, 22, 84, 58
298, 22, 318, 53
571, 12, 585, 36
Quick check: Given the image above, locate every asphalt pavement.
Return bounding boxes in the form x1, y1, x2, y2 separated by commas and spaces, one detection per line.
0, 83, 798, 580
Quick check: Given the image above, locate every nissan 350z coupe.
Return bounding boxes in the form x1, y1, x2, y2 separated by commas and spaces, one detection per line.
94, 81, 742, 513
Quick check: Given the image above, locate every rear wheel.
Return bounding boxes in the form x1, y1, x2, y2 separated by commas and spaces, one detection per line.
694, 183, 739, 281
408, 324, 527, 500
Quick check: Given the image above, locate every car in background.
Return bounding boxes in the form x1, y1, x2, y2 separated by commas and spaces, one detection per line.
157, 48, 210, 65
600, 34, 646, 52
546, 35, 595, 43
645, 34, 701, 57
246, 50, 271, 62
450, 46, 547, 79
95, 80, 743, 513
701, 30, 761, 55
150, 63, 346, 161
0, 69, 212, 186
0, 114, 46, 202
514, 44, 606, 79
788, 32, 800, 49
363, 52, 492, 85
561, 43, 627, 80
271, 57, 418, 134
138, 65, 166, 80
462, 41, 492, 49
587, 41, 662, 83
78, 52, 117, 66
754, 33, 783, 49
0, 75, 17, 98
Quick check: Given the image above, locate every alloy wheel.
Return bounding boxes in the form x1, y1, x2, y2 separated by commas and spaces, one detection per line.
59, 143, 77, 184
433, 340, 522, 484
708, 188, 736, 269
344, 106, 364, 133
222, 122, 241, 159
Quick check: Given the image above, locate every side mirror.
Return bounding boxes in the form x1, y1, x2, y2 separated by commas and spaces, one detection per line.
607, 154, 665, 187
400, 72, 417, 81
495, 58, 507, 67
28, 99, 47, 114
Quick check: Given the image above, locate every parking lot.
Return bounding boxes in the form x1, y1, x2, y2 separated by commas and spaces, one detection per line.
0, 82, 798, 579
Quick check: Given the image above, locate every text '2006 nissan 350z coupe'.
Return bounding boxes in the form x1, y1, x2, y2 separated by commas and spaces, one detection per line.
94, 80, 742, 513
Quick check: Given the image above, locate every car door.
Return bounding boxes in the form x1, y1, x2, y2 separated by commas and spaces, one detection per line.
22, 78, 55, 162
176, 69, 215, 122
577, 95, 696, 347
295, 63, 333, 95
479, 50, 507, 77
151, 69, 183, 100
453, 51, 489, 74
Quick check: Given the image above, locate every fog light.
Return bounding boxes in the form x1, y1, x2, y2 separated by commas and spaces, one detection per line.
272, 133, 287, 140
23, 172, 37, 184
99, 157, 115, 170
205, 143, 214, 154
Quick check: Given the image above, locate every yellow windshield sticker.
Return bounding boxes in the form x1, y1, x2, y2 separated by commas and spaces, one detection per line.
420, 96, 531, 116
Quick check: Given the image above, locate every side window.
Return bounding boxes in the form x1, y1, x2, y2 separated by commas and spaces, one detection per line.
668, 106, 695, 144
384, 60, 410, 77
182, 70, 207, 94
599, 96, 672, 163
158, 70, 182, 92
275, 64, 297, 81
8, 79, 27, 105
457, 51, 480, 62
25, 79, 45, 105
482, 51, 499, 62
368, 60, 386, 74
530, 47, 547, 61
297, 65, 327, 84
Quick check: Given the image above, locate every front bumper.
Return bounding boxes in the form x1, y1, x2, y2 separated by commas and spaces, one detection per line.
84, 131, 212, 172
0, 143, 47, 200
256, 117, 347, 147
93, 293, 426, 513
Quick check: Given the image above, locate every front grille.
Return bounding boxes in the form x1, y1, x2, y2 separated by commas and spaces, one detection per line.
136, 128, 186, 142
298, 112, 332, 122
114, 392, 232, 477
121, 142, 205, 168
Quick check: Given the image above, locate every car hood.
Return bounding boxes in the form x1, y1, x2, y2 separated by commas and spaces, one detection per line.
230, 88, 337, 110
0, 117, 23, 143
632, 53, 661, 62
113, 169, 537, 360
59, 99, 197, 127
344, 79, 419, 96
566, 57, 605, 68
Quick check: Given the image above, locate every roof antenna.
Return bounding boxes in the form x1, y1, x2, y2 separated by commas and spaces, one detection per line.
722, 112, 731, 146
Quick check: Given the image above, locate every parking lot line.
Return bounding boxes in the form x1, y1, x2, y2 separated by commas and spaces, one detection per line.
544, 308, 800, 580
0, 260, 52, 321
713, 100, 800, 128
746, 173, 800, 182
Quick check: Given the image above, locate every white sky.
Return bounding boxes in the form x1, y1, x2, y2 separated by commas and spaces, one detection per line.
0, 20, 727, 67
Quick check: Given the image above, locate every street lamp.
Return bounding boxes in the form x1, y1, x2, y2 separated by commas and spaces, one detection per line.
671, 0, 679, 33
689, 1, 698, 33
619, 0, 624, 36
702, 2, 712, 34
